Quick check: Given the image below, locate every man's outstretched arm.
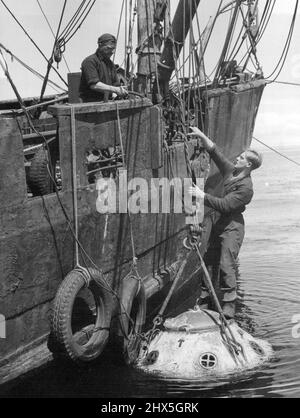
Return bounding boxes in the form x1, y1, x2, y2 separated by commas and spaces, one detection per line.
189, 184, 254, 215
190, 127, 235, 177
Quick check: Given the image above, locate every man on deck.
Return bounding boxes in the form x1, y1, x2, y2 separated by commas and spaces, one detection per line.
79, 33, 128, 103
190, 127, 263, 319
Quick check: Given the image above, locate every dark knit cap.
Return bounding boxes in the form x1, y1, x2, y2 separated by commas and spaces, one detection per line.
98, 33, 117, 45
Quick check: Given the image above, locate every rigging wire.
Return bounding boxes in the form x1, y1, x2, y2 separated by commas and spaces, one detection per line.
223, 9, 248, 64
223, 1, 237, 62
60, 0, 97, 44
256, 0, 276, 44
114, 0, 126, 62
239, 2, 262, 72
213, 0, 241, 85
216, 2, 252, 79
271, 80, 300, 87
0, 0, 68, 87
36, 0, 71, 72
59, 0, 87, 39
0, 43, 67, 93
253, 137, 300, 168
193, 0, 211, 133
236, 0, 276, 70
40, 0, 67, 102
266, 0, 299, 82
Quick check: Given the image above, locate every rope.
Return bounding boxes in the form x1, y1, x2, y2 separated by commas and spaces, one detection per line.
114, 0, 126, 62
253, 136, 300, 168
271, 80, 300, 87
213, 0, 241, 86
0, 0, 67, 87
61, 0, 97, 44
192, 0, 211, 135
0, 43, 66, 94
158, 258, 189, 318
116, 103, 139, 269
266, 0, 299, 82
40, 0, 67, 102
36, 0, 71, 72
59, 0, 86, 40
239, 3, 262, 73
70, 107, 80, 268
237, 0, 276, 70
193, 243, 245, 361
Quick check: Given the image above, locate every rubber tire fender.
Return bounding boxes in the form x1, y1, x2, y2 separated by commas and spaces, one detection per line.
118, 276, 146, 365
50, 269, 113, 363
28, 143, 58, 197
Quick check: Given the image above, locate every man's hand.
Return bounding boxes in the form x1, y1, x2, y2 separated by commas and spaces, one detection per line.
113, 86, 128, 98
189, 185, 205, 200
190, 127, 215, 152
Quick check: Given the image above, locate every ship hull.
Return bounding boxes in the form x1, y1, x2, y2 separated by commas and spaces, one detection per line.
0, 80, 265, 386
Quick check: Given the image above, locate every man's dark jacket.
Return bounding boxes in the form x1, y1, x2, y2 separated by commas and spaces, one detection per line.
79, 50, 119, 103
204, 146, 254, 216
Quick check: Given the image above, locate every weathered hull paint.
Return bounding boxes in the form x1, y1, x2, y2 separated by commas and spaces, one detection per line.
0, 81, 265, 385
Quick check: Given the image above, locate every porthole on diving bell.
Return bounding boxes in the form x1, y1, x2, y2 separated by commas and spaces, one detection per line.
199, 353, 218, 370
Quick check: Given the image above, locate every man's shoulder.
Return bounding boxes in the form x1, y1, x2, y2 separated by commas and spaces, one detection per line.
245, 176, 253, 188
82, 53, 100, 66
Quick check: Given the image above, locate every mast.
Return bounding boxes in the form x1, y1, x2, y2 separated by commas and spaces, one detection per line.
136, 0, 169, 96
158, 0, 201, 88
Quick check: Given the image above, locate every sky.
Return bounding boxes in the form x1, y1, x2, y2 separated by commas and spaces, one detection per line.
0, 0, 300, 148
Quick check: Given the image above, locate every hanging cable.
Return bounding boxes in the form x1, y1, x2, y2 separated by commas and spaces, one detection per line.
40, 0, 67, 102
239, 2, 262, 72
236, 0, 274, 68
36, 0, 71, 73
272, 80, 300, 87
256, 0, 276, 43
64, 0, 96, 44
213, 0, 241, 86
58, 0, 96, 44
266, 0, 299, 82
0, 0, 68, 87
114, 0, 126, 62
59, 0, 87, 39
253, 136, 300, 168
0, 43, 67, 93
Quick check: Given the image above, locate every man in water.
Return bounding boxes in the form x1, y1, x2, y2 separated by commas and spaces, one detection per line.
79, 33, 128, 103
190, 127, 263, 319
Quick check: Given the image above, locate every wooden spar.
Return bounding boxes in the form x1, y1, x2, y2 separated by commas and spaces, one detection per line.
158, 0, 201, 85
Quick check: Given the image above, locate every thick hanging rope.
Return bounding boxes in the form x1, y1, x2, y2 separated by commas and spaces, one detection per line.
60, 0, 97, 44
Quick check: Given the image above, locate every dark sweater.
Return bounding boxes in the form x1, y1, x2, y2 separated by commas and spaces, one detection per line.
204, 146, 254, 215
79, 50, 119, 103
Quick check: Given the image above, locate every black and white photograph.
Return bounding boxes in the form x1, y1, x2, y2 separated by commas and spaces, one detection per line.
0, 0, 299, 401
